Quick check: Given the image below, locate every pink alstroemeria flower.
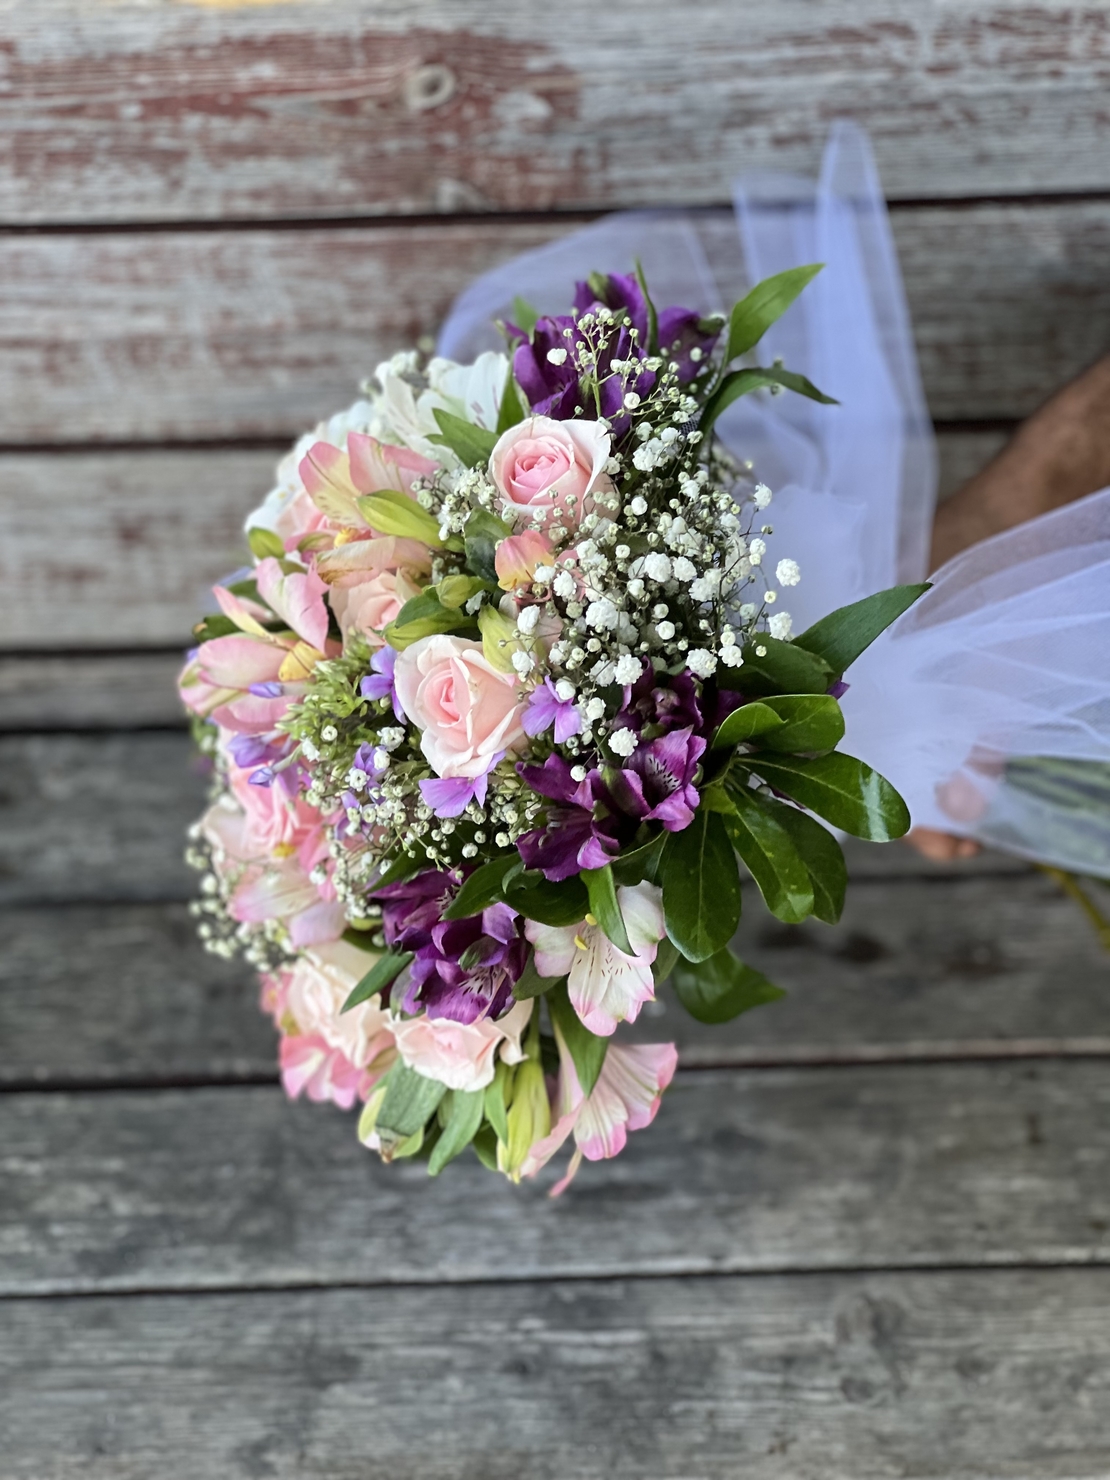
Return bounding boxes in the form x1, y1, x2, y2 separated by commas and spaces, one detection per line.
522, 1033, 678, 1195
178, 556, 333, 734
299, 432, 437, 528
495, 529, 556, 591
525, 881, 665, 1036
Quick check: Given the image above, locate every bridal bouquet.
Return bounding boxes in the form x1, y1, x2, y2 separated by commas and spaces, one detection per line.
181, 263, 923, 1190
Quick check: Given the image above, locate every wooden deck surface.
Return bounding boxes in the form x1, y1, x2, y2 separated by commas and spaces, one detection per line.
2, 3, 1110, 1476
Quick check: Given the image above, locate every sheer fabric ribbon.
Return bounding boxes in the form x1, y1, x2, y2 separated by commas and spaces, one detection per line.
438, 122, 1110, 874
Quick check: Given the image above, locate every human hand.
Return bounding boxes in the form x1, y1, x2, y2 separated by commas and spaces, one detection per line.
904, 827, 982, 862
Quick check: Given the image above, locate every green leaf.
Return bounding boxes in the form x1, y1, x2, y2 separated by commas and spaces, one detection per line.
722, 786, 815, 924
512, 955, 558, 1002
701, 365, 837, 441
341, 926, 382, 951
428, 1089, 485, 1175
741, 752, 912, 841
429, 408, 498, 468
633, 258, 659, 354
463, 507, 513, 583
372, 852, 426, 890
652, 936, 680, 984
719, 636, 833, 697
769, 804, 848, 924
660, 810, 742, 962
472, 1123, 499, 1170
723, 263, 824, 364
510, 295, 540, 337
793, 582, 931, 678
384, 589, 468, 649
483, 1060, 513, 1143
341, 950, 413, 1013
755, 694, 845, 754
355, 489, 443, 546
375, 1060, 446, 1147
611, 832, 666, 887
547, 979, 608, 1096
504, 872, 590, 928
495, 365, 527, 435
581, 864, 634, 956
246, 526, 286, 561
672, 947, 785, 1024
442, 854, 522, 920
711, 700, 786, 751
191, 613, 240, 643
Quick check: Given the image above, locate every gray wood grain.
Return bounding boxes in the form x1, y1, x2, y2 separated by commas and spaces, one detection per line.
0, 733, 1026, 906
0, 427, 1000, 653
3, 1270, 1110, 1478
0, 652, 192, 729
0, 733, 208, 904
0, 203, 1107, 446
2, 1060, 1109, 1294
5, 869, 1106, 1087
6, 0, 1110, 225
0, 448, 276, 649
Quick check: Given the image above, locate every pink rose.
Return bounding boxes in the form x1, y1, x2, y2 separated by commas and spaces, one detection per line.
394, 634, 527, 779
390, 1000, 532, 1092
283, 941, 396, 1073
333, 567, 422, 645
489, 416, 614, 532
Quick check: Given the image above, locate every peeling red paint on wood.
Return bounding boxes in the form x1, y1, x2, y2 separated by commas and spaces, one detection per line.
0, 202, 1104, 445
1, 3, 1110, 222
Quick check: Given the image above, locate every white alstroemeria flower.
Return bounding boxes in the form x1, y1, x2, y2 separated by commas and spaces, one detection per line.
372, 351, 509, 459
525, 882, 665, 1036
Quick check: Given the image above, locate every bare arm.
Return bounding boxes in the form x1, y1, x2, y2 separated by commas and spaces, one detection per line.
908, 354, 1110, 861
930, 354, 1110, 571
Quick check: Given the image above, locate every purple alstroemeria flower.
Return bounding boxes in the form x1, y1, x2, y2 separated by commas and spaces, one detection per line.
573, 272, 720, 382
512, 311, 656, 436
360, 645, 405, 722
828, 679, 850, 701
400, 901, 529, 1023
605, 726, 707, 833
657, 305, 722, 382
516, 753, 628, 881
377, 869, 527, 1023
523, 678, 582, 745
512, 314, 581, 421
376, 868, 460, 955
248, 680, 285, 700
573, 270, 649, 345
615, 663, 703, 739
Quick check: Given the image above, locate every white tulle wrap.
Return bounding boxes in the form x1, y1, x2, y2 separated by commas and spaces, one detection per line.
438, 122, 1110, 875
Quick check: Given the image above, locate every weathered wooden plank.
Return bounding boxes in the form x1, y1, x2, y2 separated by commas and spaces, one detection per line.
0, 733, 1027, 906
0, 428, 1000, 654
0, 448, 276, 649
0, 204, 1106, 445
0, 651, 194, 729
5, 0, 1110, 225
2, 1061, 1109, 1293
4, 868, 1105, 1087
0, 733, 207, 905
4, 1271, 1110, 1479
